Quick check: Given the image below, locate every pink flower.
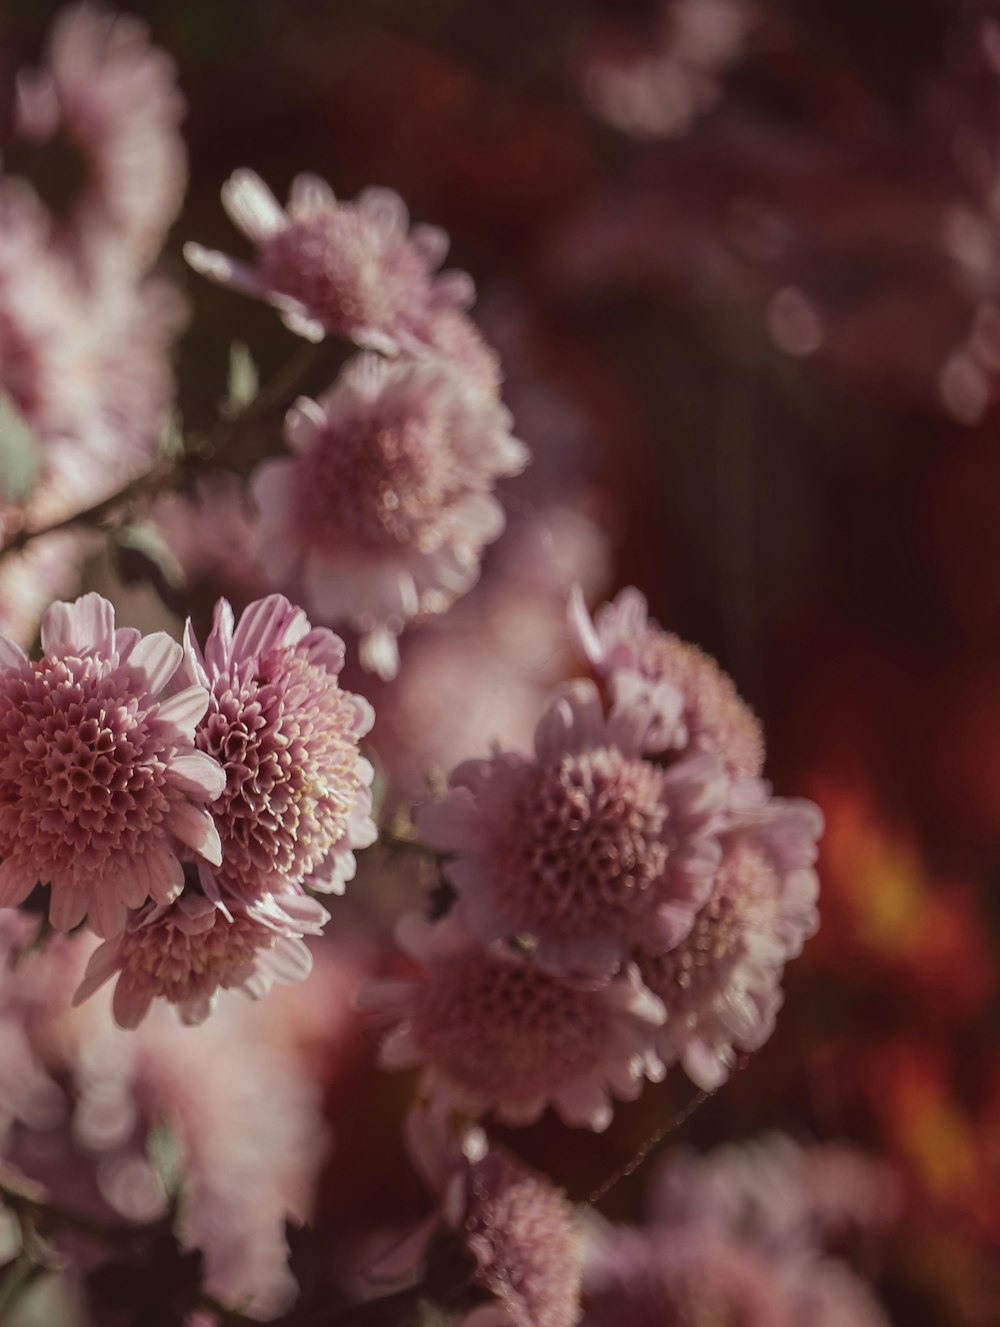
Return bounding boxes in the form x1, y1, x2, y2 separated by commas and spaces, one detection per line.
148, 471, 268, 604
416, 679, 727, 979
185, 170, 474, 353
180, 595, 377, 900
0, 193, 186, 515
570, 586, 764, 778
251, 354, 528, 678
582, 1225, 799, 1327
637, 796, 822, 1089
582, 0, 754, 142
0, 593, 225, 938
12, 2, 186, 265
357, 914, 665, 1131
402, 1109, 584, 1327
73, 888, 328, 1028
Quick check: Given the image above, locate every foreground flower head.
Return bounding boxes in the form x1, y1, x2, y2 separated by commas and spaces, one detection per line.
403, 1109, 584, 1327
73, 887, 328, 1027
357, 915, 665, 1131
181, 595, 377, 900
0, 593, 224, 938
417, 679, 727, 979
13, 2, 186, 264
570, 586, 764, 778
252, 354, 528, 678
638, 796, 822, 1089
185, 169, 476, 353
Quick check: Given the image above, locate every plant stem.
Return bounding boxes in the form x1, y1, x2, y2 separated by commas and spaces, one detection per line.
0, 340, 324, 563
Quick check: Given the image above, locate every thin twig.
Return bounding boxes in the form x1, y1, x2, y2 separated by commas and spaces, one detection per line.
0, 340, 323, 563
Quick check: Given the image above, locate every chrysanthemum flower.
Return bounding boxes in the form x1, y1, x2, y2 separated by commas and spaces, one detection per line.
180, 595, 376, 900
72, 888, 328, 1028
569, 586, 764, 778
402, 1109, 584, 1327
416, 679, 727, 978
637, 797, 822, 1089
251, 355, 528, 678
582, 1226, 798, 1327
185, 170, 474, 353
357, 915, 665, 1131
12, 2, 186, 264
0, 593, 224, 938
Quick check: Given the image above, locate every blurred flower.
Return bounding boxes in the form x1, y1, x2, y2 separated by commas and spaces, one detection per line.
638, 795, 821, 1089
417, 678, 726, 979
11, 2, 186, 266
369, 505, 610, 811
582, 1224, 796, 1327
185, 170, 475, 353
72, 888, 328, 1028
650, 1134, 902, 1254
582, 0, 755, 141
0, 592, 224, 937
570, 586, 764, 778
357, 914, 665, 1131
251, 354, 527, 678
181, 595, 376, 901
0, 190, 186, 518
147, 472, 269, 605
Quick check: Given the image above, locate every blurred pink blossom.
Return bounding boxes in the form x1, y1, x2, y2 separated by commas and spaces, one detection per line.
357, 913, 665, 1131
12, 2, 186, 266
252, 354, 527, 678
186, 170, 475, 353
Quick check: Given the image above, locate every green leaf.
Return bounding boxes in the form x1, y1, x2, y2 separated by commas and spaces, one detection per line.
0, 393, 38, 503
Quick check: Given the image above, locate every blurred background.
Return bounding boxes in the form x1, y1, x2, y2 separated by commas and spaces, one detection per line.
0, 1, 997, 1324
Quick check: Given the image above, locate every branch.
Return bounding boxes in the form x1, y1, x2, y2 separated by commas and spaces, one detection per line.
0, 340, 325, 563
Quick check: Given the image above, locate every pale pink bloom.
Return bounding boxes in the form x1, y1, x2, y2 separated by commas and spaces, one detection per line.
370, 505, 611, 812
794, 1260, 893, 1327
637, 796, 821, 1089
357, 914, 665, 1131
0, 593, 225, 938
652, 1134, 900, 1256
251, 354, 528, 678
64, 986, 328, 1316
582, 1225, 797, 1327
416, 679, 727, 979
0, 913, 67, 1142
583, 0, 755, 141
0, 194, 186, 517
570, 585, 764, 778
399, 1109, 584, 1327
185, 170, 474, 352
414, 307, 503, 397
148, 472, 267, 604
0, 520, 91, 651
13, 2, 186, 264
180, 595, 377, 900
73, 888, 328, 1028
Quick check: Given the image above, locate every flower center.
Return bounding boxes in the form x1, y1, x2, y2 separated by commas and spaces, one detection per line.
295, 415, 460, 555
412, 952, 610, 1101
196, 646, 364, 895
493, 748, 670, 939
0, 654, 170, 880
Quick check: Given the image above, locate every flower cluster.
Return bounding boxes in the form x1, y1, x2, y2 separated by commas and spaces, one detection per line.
361, 586, 821, 1127
582, 1135, 896, 1327
0, 591, 375, 1027
184, 170, 524, 678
